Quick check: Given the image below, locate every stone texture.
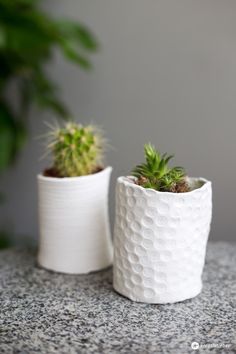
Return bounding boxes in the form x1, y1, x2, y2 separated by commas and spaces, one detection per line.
0, 243, 235, 354
113, 176, 212, 303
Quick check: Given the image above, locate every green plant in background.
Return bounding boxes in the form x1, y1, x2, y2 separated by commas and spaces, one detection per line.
0, 0, 98, 173
0, 0, 98, 248
132, 143, 189, 193
44, 121, 104, 177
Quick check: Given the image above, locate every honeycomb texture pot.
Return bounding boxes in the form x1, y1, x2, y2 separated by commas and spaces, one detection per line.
38, 167, 113, 274
113, 176, 212, 303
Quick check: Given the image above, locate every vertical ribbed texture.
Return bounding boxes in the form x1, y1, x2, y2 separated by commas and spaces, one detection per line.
113, 176, 212, 303
38, 167, 113, 274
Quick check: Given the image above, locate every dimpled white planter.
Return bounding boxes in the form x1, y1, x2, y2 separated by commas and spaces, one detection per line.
38, 167, 113, 274
113, 176, 212, 304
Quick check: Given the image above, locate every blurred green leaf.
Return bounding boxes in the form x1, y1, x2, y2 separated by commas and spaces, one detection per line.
0, 26, 6, 47
75, 25, 98, 51
13, 121, 27, 157
0, 230, 12, 249
0, 126, 13, 170
60, 40, 92, 69
0, 0, 98, 242
0, 104, 15, 171
31, 70, 69, 117
56, 20, 98, 51
0, 0, 98, 168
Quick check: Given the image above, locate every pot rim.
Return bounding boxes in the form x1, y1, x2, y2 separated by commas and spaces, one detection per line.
118, 176, 211, 197
37, 166, 112, 183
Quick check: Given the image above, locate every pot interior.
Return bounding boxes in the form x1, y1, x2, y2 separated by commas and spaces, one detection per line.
186, 177, 206, 191
127, 176, 207, 193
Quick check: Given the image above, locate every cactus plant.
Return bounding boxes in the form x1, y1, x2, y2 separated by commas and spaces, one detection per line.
132, 143, 189, 192
45, 121, 104, 177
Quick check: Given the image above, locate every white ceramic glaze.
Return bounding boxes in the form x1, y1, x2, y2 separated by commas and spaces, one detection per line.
113, 176, 212, 303
38, 167, 113, 274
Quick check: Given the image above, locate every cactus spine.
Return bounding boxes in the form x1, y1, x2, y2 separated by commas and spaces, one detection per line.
47, 121, 104, 177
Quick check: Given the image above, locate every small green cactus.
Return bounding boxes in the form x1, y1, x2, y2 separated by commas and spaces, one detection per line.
45, 121, 104, 177
132, 143, 189, 192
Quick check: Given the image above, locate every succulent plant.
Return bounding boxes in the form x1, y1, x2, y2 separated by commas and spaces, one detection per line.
132, 143, 189, 193
45, 121, 104, 177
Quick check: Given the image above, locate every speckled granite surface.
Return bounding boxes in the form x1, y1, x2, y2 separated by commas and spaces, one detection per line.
0, 242, 235, 354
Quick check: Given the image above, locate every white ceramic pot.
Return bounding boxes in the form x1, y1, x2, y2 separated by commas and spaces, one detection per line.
113, 176, 212, 304
37, 167, 113, 274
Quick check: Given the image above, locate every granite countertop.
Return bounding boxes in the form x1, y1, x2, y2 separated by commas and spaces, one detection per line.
0, 242, 235, 354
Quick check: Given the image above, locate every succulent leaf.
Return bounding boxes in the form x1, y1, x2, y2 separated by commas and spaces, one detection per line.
132, 143, 189, 193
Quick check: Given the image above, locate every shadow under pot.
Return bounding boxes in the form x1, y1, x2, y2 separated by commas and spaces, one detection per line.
113, 176, 212, 304
37, 167, 113, 274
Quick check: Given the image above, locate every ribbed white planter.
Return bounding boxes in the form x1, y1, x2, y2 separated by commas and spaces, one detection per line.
113, 176, 212, 304
37, 167, 113, 274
